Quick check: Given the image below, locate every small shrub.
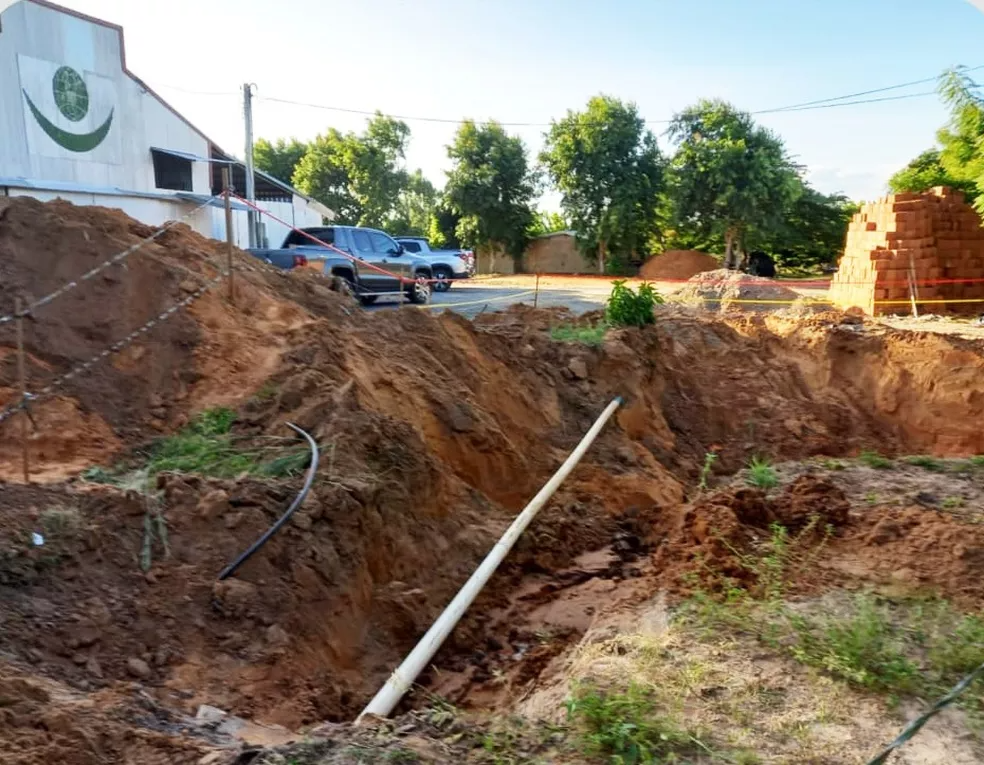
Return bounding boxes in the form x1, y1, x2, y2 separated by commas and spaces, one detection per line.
821, 459, 845, 471
746, 456, 779, 490
904, 455, 944, 472
566, 682, 693, 763
605, 280, 664, 328
859, 450, 893, 470
942, 495, 964, 509
550, 323, 608, 346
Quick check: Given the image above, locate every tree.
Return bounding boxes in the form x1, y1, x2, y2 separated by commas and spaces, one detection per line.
290, 114, 412, 227
444, 121, 537, 259
527, 210, 570, 238
749, 185, 858, 270
667, 99, 801, 268
253, 138, 308, 187
388, 170, 437, 236
888, 149, 970, 196
427, 200, 461, 249
348, 114, 411, 228
292, 128, 361, 224
541, 95, 664, 273
936, 68, 984, 202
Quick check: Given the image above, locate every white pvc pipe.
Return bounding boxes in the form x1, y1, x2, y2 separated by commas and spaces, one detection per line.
357, 396, 623, 722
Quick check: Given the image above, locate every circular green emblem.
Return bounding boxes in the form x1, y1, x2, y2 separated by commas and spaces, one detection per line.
52, 66, 89, 122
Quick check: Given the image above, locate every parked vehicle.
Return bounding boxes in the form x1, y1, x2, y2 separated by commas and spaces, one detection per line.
394, 237, 473, 291
247, 248, 309, 271
249, 226, 433, 306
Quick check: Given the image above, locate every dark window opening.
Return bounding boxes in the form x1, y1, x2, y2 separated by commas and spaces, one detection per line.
284, 227, 333, 248
151, 150, 193, 191
401, 240, 421, 253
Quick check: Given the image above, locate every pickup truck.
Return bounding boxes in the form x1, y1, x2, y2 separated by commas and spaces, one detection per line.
249, 226, 433, 306
393, 237, 474, 292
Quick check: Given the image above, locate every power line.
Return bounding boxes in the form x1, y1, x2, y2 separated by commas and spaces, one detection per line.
257, 68, 979, 127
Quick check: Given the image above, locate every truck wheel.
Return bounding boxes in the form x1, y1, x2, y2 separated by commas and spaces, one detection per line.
432, 266, 452, 292
407, 274, 432, 305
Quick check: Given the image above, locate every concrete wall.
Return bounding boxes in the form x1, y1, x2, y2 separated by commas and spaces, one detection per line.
829, 188, 984, 315
525, 233, 593, 273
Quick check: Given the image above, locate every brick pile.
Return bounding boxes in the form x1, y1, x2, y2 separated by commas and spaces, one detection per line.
829, 187, 984, 315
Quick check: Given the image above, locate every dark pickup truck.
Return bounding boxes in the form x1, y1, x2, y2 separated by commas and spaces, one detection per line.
249, 225, 433, 306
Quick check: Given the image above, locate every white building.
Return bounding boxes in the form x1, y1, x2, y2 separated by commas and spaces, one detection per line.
0, 0, 331, 248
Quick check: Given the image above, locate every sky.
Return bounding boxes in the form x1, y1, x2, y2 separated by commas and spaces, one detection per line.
52, 0, 984, 206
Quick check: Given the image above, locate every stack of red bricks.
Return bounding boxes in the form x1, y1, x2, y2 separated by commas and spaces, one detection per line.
829, 187, 984, 315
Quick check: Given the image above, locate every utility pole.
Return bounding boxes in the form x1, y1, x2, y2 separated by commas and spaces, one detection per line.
243, 83, 258, 248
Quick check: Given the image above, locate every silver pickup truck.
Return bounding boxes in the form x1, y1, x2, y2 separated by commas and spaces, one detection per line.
250, 226, 433, 306
394, 237, 473, 292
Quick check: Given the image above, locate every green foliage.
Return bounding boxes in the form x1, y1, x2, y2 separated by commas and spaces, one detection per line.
697, 451, 718, 493
541, 95, 665, 271
666, 99, 801, 267
145, 408, 308, 478
749, 187, 859, 271
253, 137, 308, 188
903, 455, 945, 472
427, 200, 461, 249
605, 280, 663, 328
888, 148, 974, 198
565, 682, 693, 764
936, 68, 984, 211
788, 597, 920, 692
859, 450, 893, 470
528, 210, 571, 238
389, 169, 438, 237
444, 120, 537, 258
550, 322, 608, 346
746, 457, 779, 490
290, 114, 416, 228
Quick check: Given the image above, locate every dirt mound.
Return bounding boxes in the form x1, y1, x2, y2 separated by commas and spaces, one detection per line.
6, 203, 984, 756
0, 197, 351, 480
639, 249, 719, 281
673, 268, 806, 312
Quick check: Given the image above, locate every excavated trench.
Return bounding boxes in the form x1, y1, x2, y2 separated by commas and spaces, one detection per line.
3, 303, 984, 758
4, 199, 984, 763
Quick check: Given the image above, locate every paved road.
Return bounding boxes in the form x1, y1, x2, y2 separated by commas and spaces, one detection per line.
367, 278, 612, 318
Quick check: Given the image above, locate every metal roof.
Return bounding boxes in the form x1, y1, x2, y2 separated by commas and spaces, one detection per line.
0, 176, 249, 211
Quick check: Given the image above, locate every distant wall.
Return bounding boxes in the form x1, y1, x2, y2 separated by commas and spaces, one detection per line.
475, 233, 592, 275
829, 188, 984, 315
525, 232, 593, 273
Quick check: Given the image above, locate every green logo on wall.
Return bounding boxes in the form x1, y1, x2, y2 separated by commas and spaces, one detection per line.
22, 65, 114, 152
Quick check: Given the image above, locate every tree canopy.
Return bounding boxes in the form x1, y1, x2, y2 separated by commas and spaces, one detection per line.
666, 99, 801, 267
444, 120, 537, 258
253, 138, 307, 187
541, 95, 664, 272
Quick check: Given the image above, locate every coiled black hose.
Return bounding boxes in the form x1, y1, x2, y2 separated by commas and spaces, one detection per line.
217, 422, 319, 580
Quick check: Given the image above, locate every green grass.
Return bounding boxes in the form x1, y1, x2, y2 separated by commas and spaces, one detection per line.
859, 450, 893, 470
821, 459, 846, 471
746, 456, 779, 490
903, 455, 945, 472
565, 682, 699, 764
141, 408, 310, 479
696, 451, 718, 494
943, 496, 965, 510
550, 322, 609, 346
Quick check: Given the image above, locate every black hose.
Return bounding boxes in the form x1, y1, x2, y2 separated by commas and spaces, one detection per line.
217, 422, 319, 580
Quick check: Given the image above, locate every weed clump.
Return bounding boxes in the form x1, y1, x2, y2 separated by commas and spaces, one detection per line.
605, 280, 663, 328
746, 456, 779, 490
550, 322, 608, 346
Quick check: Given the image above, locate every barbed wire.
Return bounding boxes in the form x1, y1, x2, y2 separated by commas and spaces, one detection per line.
0, 269, 226, 427
866, 660, 984, 764
0, 196, 219, 326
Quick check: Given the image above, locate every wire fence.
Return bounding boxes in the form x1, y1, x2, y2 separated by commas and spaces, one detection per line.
0, 196, 218, 325
0, 269, 226, 427
867, 660, 984, 764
